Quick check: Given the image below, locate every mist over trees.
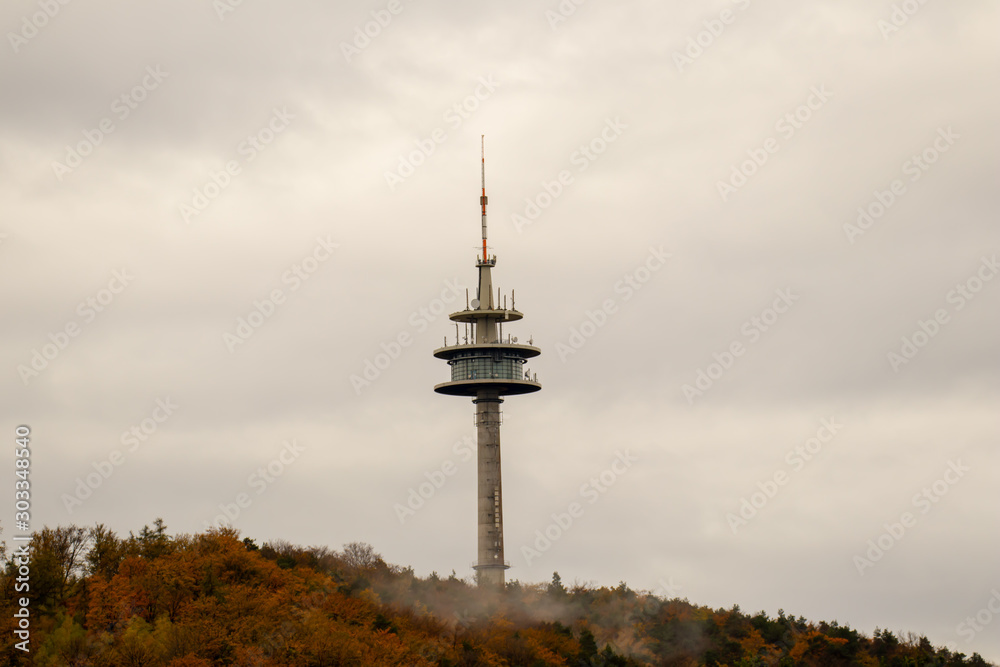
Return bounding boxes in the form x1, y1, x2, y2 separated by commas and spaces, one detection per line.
0, 521, 993, 666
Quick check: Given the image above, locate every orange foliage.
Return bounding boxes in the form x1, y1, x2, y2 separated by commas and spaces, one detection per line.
1, 524, 992, 667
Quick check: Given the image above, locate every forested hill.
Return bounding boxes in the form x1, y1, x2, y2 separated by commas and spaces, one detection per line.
0, 522, 993, 666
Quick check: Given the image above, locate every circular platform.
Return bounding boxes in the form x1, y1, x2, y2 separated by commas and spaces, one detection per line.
433, 342, 541, 360
434, 378, 541, 397
448, 308, 524, 324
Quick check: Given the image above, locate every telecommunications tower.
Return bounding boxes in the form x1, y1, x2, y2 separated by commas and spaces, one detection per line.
433, 137, 541, 588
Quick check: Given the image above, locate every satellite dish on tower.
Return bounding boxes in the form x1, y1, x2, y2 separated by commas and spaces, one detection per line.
471, 298, 480, 309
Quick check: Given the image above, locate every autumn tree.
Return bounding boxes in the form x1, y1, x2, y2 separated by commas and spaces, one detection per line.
28, 526, 88, 611
86, 523, 122, 579
341, 541, 381, 570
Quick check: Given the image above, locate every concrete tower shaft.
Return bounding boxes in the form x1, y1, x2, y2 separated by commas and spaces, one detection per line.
476, 261, 496, 341
474, 390, 504, 586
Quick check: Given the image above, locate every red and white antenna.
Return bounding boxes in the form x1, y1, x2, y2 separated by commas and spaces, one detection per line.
480, 135, 488, 263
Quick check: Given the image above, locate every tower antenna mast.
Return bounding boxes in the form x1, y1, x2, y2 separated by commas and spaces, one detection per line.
481, 135, 488, 263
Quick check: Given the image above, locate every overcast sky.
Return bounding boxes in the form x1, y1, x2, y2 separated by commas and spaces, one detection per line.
2, 0, 998, 661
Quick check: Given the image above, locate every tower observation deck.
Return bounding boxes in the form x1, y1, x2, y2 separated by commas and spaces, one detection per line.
434, 137, 540, 588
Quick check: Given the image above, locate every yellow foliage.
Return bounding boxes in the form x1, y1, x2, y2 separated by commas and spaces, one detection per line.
740, 627, 766, 657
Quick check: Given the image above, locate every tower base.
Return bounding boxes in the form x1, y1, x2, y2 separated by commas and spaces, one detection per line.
473, 562, 509, 588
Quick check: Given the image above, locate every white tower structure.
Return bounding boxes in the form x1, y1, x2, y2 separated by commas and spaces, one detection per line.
433, 138, 541, 587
